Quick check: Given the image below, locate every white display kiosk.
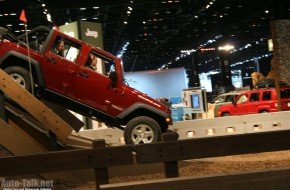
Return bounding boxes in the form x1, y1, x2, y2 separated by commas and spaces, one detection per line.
181, 88, 208, 119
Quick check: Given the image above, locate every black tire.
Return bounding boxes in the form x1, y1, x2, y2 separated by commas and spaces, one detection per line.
124, 116, 161, 145
260, 110, 268, 113
222, 112, 230, 117
4, 66, 33, 91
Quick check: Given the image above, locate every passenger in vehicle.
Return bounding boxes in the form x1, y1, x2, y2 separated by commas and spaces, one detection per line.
86, 53, 97, 71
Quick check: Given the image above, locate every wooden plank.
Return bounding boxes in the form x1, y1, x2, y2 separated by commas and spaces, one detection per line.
0, 118, 89, 182
6, 109, 60, 151
100, 166, 290, 190
66, 133, 94, 148
135, 129, 290, 163
0, 118, 45, 154
0, 69, 72, 142
0, 145, 133, 176
41, 99, 84, 132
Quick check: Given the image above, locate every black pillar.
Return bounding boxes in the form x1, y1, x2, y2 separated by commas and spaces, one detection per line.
190, 51, 200, 87
219, 52, 232, 87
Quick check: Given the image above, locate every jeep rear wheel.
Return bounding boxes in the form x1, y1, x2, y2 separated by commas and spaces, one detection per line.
4, 66, 33, 91
124, 116, 161, 145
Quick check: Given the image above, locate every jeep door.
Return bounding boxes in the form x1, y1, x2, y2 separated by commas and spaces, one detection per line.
70, 50, 119, 115
42, 35, 81, 94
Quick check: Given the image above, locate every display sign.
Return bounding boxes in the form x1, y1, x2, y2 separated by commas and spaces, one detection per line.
182, 88, 207, 113
79, 21, 104, 49
59, 21, 103, 49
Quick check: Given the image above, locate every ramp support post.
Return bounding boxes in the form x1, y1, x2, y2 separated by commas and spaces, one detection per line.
0, 91, 7, 122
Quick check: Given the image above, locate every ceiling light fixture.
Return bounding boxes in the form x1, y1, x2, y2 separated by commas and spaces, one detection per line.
218, 44, 234, 51
46, 13, 52, 22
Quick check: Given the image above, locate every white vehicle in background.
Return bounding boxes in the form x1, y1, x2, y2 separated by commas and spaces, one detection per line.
211, 92, 241, 117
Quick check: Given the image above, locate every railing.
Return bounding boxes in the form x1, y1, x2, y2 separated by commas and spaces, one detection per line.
2, 130, 290, 190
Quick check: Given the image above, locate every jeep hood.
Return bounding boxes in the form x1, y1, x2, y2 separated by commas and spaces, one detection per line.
123, 85, 169, 111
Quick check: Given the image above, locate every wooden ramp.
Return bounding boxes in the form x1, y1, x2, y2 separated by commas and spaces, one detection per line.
0, 117, 87, 182
0, 68, 95, 181
0, 69, 72, 143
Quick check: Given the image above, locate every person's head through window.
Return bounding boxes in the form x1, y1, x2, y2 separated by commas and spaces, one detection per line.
56, 41, 65, 56
87, 53, 97, 71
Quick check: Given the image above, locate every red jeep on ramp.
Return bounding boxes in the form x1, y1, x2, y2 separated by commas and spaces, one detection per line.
0, 26, 172, 144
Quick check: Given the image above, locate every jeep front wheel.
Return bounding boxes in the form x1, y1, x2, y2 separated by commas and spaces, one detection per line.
4, 66, 33, 91
124, 116, 161, 145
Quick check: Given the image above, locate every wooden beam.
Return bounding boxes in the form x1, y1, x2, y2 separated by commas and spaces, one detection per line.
161, 131, 179, 178
6, 106, 61, 151
0, 117, 91, 182
93, 140, 109, 190
135, 129, 290, 163
0, 118, 45, 154
41, 99, 84, 132
0, 145, 133, 176
0, 69, 72, 142
100, 166, 290, 190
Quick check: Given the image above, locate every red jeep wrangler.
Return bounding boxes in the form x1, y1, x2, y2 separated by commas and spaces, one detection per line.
218, 87, 290, 117
0, 26, 172, 144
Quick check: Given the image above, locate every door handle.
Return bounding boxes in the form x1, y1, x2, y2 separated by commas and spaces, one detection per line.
79, 71, 89, 78
47, 57, 57, 64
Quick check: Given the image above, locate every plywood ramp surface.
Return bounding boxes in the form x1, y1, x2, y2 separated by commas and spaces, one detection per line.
0, 69, 72, 142
0, 118, 87, 182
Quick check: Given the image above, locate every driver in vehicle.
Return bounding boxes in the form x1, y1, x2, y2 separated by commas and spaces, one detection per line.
86, 53, 97, 71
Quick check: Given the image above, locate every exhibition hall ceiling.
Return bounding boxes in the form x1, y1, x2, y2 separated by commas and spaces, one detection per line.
0, 0, 289, 73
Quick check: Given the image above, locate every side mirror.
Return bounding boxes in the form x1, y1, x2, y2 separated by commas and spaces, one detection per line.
108, 71, 118, 87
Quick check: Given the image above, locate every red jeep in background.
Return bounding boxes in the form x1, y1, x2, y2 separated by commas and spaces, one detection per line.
218, 87, 290, 117
0, 26, 172, 144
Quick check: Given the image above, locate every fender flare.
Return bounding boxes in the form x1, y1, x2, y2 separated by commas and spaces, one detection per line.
0, 50, 45, 86
117, 102, 170, 121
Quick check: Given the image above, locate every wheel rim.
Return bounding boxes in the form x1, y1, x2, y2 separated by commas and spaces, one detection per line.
131, 124, 154, 144
9, 73, 26, 88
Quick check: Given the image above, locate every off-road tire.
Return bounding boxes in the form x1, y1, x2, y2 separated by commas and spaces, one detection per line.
4, 66, 33, 91
124, 116, 161, 145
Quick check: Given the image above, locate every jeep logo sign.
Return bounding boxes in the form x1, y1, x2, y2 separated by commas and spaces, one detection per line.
85, 28, 98, 38
60, 21, 104, 49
